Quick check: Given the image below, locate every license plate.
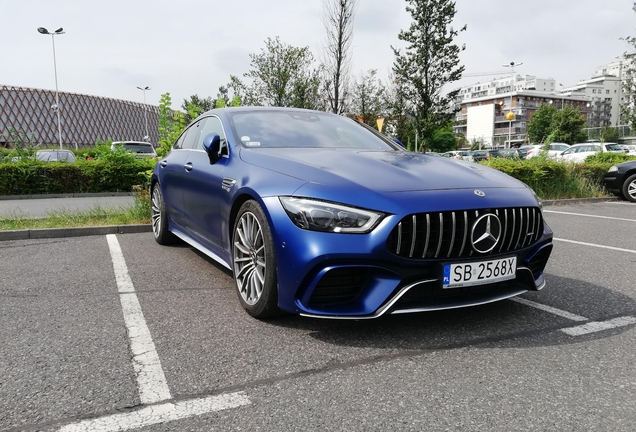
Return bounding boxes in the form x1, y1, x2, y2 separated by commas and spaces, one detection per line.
442, 256, 516, 288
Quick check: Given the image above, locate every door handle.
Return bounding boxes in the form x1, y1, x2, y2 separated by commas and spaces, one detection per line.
184, 162, 193, 172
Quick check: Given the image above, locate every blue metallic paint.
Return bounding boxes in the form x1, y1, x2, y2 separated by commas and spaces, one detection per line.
153, 107, 553, 318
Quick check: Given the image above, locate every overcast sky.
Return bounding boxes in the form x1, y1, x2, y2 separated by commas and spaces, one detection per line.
1, 0, 634, 109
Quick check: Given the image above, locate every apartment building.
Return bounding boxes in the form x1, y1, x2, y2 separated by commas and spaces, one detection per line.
453, 74, 591, 147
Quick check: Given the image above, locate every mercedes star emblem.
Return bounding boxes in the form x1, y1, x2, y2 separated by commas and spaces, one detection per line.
471, 213, 502, 253
474, 190, 486, 197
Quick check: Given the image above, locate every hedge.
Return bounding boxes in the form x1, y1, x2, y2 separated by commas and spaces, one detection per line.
0, 159, 154, 195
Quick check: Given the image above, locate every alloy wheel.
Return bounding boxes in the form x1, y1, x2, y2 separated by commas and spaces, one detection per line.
233, 211, 266, 306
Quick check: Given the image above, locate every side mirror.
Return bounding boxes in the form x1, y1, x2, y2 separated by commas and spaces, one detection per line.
203, 133, 221, 164
393, 138, 405, 148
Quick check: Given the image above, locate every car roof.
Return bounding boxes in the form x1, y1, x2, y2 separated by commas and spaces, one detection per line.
112, 141, 152, 145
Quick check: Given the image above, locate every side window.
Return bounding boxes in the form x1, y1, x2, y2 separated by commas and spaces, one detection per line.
197, 116, 228, 155
182, 119, 206, 150
173, 128, 190, 150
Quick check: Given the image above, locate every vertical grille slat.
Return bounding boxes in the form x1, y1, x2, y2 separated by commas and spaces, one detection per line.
435, 213, 444, 258
409, 215, 417, 258
388, 206, 544, 260
458, 211, 468, 257
447, 212, 456, 258
422, 214, 431, 258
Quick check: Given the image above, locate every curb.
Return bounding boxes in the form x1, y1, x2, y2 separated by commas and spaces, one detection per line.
0, 192, 135, 201
0, 224, 151, 241
543, 197, 618, 206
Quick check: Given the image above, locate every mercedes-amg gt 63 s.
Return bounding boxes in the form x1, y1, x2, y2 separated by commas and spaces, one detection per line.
151, 107, 553, 319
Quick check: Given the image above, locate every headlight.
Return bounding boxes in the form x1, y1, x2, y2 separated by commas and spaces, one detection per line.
608, 165, 618, 173
279, 197, 384, 233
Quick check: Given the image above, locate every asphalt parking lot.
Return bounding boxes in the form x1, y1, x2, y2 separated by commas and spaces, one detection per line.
1, 201, 635, 431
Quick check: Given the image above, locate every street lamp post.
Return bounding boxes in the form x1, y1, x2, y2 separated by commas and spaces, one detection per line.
559, 83, 564, 109
502, 61, 522, 148
136, 86, 151, 141
37, 27, 65, 150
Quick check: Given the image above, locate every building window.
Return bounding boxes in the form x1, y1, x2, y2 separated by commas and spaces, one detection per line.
606, 90, 610, 94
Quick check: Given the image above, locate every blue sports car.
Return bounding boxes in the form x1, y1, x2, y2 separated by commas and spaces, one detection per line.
151, 107, 553, 319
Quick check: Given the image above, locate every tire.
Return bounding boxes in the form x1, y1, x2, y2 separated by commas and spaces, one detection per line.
232, 200, 281, 318
151, 182, 178, 245
622, 174, 636, 203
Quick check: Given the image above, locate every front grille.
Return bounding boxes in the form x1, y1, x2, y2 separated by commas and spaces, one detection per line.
387, 207, 543, 259
309, 267, 369, 307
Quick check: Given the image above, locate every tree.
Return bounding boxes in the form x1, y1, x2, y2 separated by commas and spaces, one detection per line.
600, 126, 619, 143
384, 73, 414, 146
392, 0, 466, 152
548, 106, 587, 144
322, 0, 358, 114
527, 104, 587, 145
157, 93, 186, 158
620, 37, 636, 128
350, 69, 385, 126
242, 37, 323, 109
428, 125, 456, 152
182, 95, 214, 123
527, 103, 557, 143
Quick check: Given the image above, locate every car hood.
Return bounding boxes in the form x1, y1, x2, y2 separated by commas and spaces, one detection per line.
239, 148, 524, 192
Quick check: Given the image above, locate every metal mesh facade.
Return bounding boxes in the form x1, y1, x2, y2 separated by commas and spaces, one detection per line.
0, 85, 159, 148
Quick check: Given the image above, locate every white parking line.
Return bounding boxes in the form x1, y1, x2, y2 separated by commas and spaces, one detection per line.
511, 297, 636, 337
561, 316, 636, 336
510, 297, 588, 321
106, 234, 172, 405
59, 392, 250, 432
554, 238, 636, 254
70, 235, 252, 432
543, 210, 636, 222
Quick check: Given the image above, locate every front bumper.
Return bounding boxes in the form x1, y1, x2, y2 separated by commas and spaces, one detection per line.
264, 195, 554, 319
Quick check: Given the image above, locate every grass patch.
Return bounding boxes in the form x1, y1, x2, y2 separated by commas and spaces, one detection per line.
0, 194, 151, 230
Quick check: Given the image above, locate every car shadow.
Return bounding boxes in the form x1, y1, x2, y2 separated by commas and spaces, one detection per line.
265, 273, 636, 351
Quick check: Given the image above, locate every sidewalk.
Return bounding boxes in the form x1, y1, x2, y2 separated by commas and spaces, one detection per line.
0, 193, 136, 218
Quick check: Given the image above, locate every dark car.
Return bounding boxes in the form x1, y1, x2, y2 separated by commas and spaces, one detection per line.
497, 148, 523, 159
471, 149, 500, 162
151, 107, 553, 319
603, 159, 636, 202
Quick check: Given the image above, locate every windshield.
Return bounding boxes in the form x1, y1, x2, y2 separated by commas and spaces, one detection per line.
121, 144, 155, 153
605, 144, 623, 151
228, 110, 397, 150
35, 151, 76, 162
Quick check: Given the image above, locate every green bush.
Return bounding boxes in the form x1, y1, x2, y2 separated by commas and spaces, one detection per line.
480, 158, 614, 200
0, 158, 155, 195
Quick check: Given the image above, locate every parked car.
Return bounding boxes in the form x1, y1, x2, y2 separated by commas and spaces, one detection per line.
35, 149, 76, 162
471, 149, 500, 162
522, 143, 571, 159
603, 159, 636, 202
497, 148, 523, 159
556, 142, 624, 163
111, 141, 158, 158
151, 107, 553, 319
623, 145, 636, 156
441, 150, 473, 162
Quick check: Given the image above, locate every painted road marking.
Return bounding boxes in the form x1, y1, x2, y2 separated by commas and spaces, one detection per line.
107, 234, 172, 404
554, 238, 636, 254
511, 297, 588, 321
543, 210, 636, 222
511, 297, 635, 337
58, 392, 250, 432
561, 316, 636, 336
